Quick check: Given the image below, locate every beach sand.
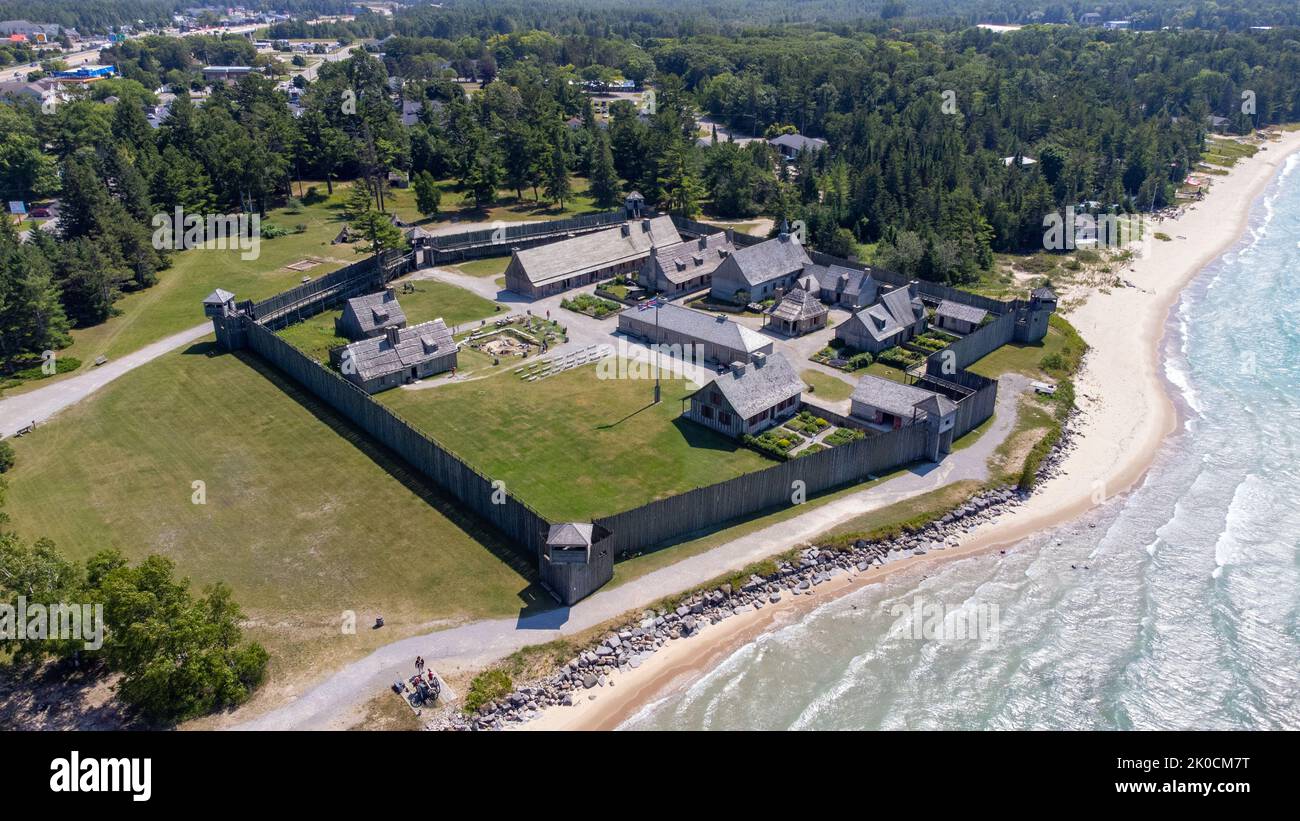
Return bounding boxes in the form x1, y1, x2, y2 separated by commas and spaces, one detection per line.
521, 130, 1300, 732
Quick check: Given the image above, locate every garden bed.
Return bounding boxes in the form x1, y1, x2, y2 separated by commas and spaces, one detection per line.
561, 293, 622, 319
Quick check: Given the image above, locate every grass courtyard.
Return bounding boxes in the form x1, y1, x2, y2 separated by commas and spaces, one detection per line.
2, 344, 539, 692
378, 361, 777, 521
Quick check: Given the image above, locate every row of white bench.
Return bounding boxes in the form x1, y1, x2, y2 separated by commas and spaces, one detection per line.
515, 344, 613, 382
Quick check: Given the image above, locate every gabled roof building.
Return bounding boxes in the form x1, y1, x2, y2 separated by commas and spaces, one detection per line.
933, 299, 988, 335
504, 216, 681, 298
638, 231, 735, 295
709, 228, 812, 305
617, 301, 773, 365
766, 283, 828, 336
334, 319, 457, 393
834, 283, 928, 354
336, 288, 407, 340
683, 352, 804, 439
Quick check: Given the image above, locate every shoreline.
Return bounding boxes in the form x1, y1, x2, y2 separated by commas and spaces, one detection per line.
519, 130, 1300, 731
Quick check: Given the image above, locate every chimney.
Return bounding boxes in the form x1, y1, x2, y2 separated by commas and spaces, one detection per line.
726, 228, 735, 245
621, 223, 630, 237
752, 352, 767, 367
730, 361, 747, 375
698, 235, 707, 250
385, 325, 401, 345
641, 218, 651, 232
714, 314, 728, 323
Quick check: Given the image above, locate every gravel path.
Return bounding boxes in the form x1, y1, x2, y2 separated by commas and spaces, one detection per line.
0, 322, 212, 437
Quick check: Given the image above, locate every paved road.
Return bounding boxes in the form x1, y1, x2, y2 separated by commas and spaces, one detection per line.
235, 370, 1027, 730
0, 322, 211, 437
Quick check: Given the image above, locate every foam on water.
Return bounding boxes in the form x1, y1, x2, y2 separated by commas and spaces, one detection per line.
620, 153, 1300, 732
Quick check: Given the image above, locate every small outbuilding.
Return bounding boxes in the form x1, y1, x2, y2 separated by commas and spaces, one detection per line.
766, 283, 828, 336
684, 352, 804, 439
336, 288, 407, 340
932, 299, 988, 335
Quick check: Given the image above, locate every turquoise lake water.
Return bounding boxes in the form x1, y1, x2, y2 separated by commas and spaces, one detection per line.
622, 155, 1300, 731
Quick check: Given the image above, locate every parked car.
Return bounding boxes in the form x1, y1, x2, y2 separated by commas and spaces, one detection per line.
29, 207, 51, 218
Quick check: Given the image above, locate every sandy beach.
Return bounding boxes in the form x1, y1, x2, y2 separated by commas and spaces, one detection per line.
521, 129, 1300, 732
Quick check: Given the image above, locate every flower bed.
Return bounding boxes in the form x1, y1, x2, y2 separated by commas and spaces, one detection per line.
561, 293, 622, 319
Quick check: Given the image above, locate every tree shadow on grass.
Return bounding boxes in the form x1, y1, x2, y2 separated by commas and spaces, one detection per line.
233, 350, 553, 613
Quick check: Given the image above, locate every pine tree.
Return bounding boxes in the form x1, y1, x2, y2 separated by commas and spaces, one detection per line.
544, 143, 570, 207
588, 129, 621, 208
413, 171, 441, 219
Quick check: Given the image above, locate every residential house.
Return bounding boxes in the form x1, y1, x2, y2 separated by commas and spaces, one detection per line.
638, 232, 735, 295
932, 299, 988, 335
334, 320, 457, 393
766, 284, 828, 336
850, 375, 955, 430
684, 352, 804, 439
834, 284, 927, 354
709, 228, 812, 305
617, 301, 773, 365
768, 132, 828, 161
503, 216, 681, 298
336, 288, 407, 340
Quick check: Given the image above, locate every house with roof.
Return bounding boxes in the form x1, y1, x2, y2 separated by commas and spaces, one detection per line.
803, 262, 878, 308
203, 66, 254, 84
504, 216, 681, 298
333, 320, 457, 393
766, 283, 828, 336
932, 299, 988, 335
683, 352, 804, 439
768, 132, 828, 161
850, 374, 955, 430
617, 302, 773, 365
336, 288, 407, 340
834, 283, 927, 354
709, 228, 812, 305
638, 232, 735, 295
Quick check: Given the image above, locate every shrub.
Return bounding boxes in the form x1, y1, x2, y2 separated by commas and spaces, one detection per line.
284, 197, 304, 213
464, 668, 513, 713
10, 356, 81, 381
260, 222, 290, 239
846, 351, 874, 369
0, 440, 14, 473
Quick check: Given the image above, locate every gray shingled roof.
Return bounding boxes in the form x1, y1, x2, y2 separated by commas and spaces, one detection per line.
768, 133, 828, 152
769, 285, 827, 323
844, 302, 906, 345
935, 299, 988, 326
203, 288, 236, 305
851, 375, 942, 418
342, 319, 453, 381
648, 232, 734, 284
804, 263, 877, 303
512, 216, 681, 287
705, 352, 803, 419
1031, 286, 1058, 300
719, 234, 812, 288
914, 393, 958, 419
343, 290, 407, 337
623, 302, 769, 354
879, 285, 924, 328
546, 523, 594, 547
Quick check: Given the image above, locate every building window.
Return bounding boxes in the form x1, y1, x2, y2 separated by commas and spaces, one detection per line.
719, 412, 731, 425
710, 391, 722, 406
701, 405, 713, 419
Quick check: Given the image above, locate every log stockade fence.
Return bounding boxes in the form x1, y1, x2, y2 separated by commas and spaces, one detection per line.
208, 212, 1028, 604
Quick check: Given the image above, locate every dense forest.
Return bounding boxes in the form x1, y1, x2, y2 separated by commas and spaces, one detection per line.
2, 3, 1299, 373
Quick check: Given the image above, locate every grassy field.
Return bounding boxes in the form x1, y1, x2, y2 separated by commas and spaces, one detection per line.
449, 257, 511, 278
276, 279, 503, 362
801, 368, 854, 401
2, 343, 541, 688
379, 361, 776, 521
386, 174, 608, 226
966, 320, 1073, 380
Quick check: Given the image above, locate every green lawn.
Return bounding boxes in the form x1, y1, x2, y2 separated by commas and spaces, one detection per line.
966, 322, 1070, 380
450, 256, 511, 278
864, 361, 910, 383
275, 279, 503, 363
801, 368, 854, 401
2, 342, 538, 685
378, 361, 777, 521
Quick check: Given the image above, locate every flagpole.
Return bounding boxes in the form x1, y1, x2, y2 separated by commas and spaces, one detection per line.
653, 297, 661, 404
